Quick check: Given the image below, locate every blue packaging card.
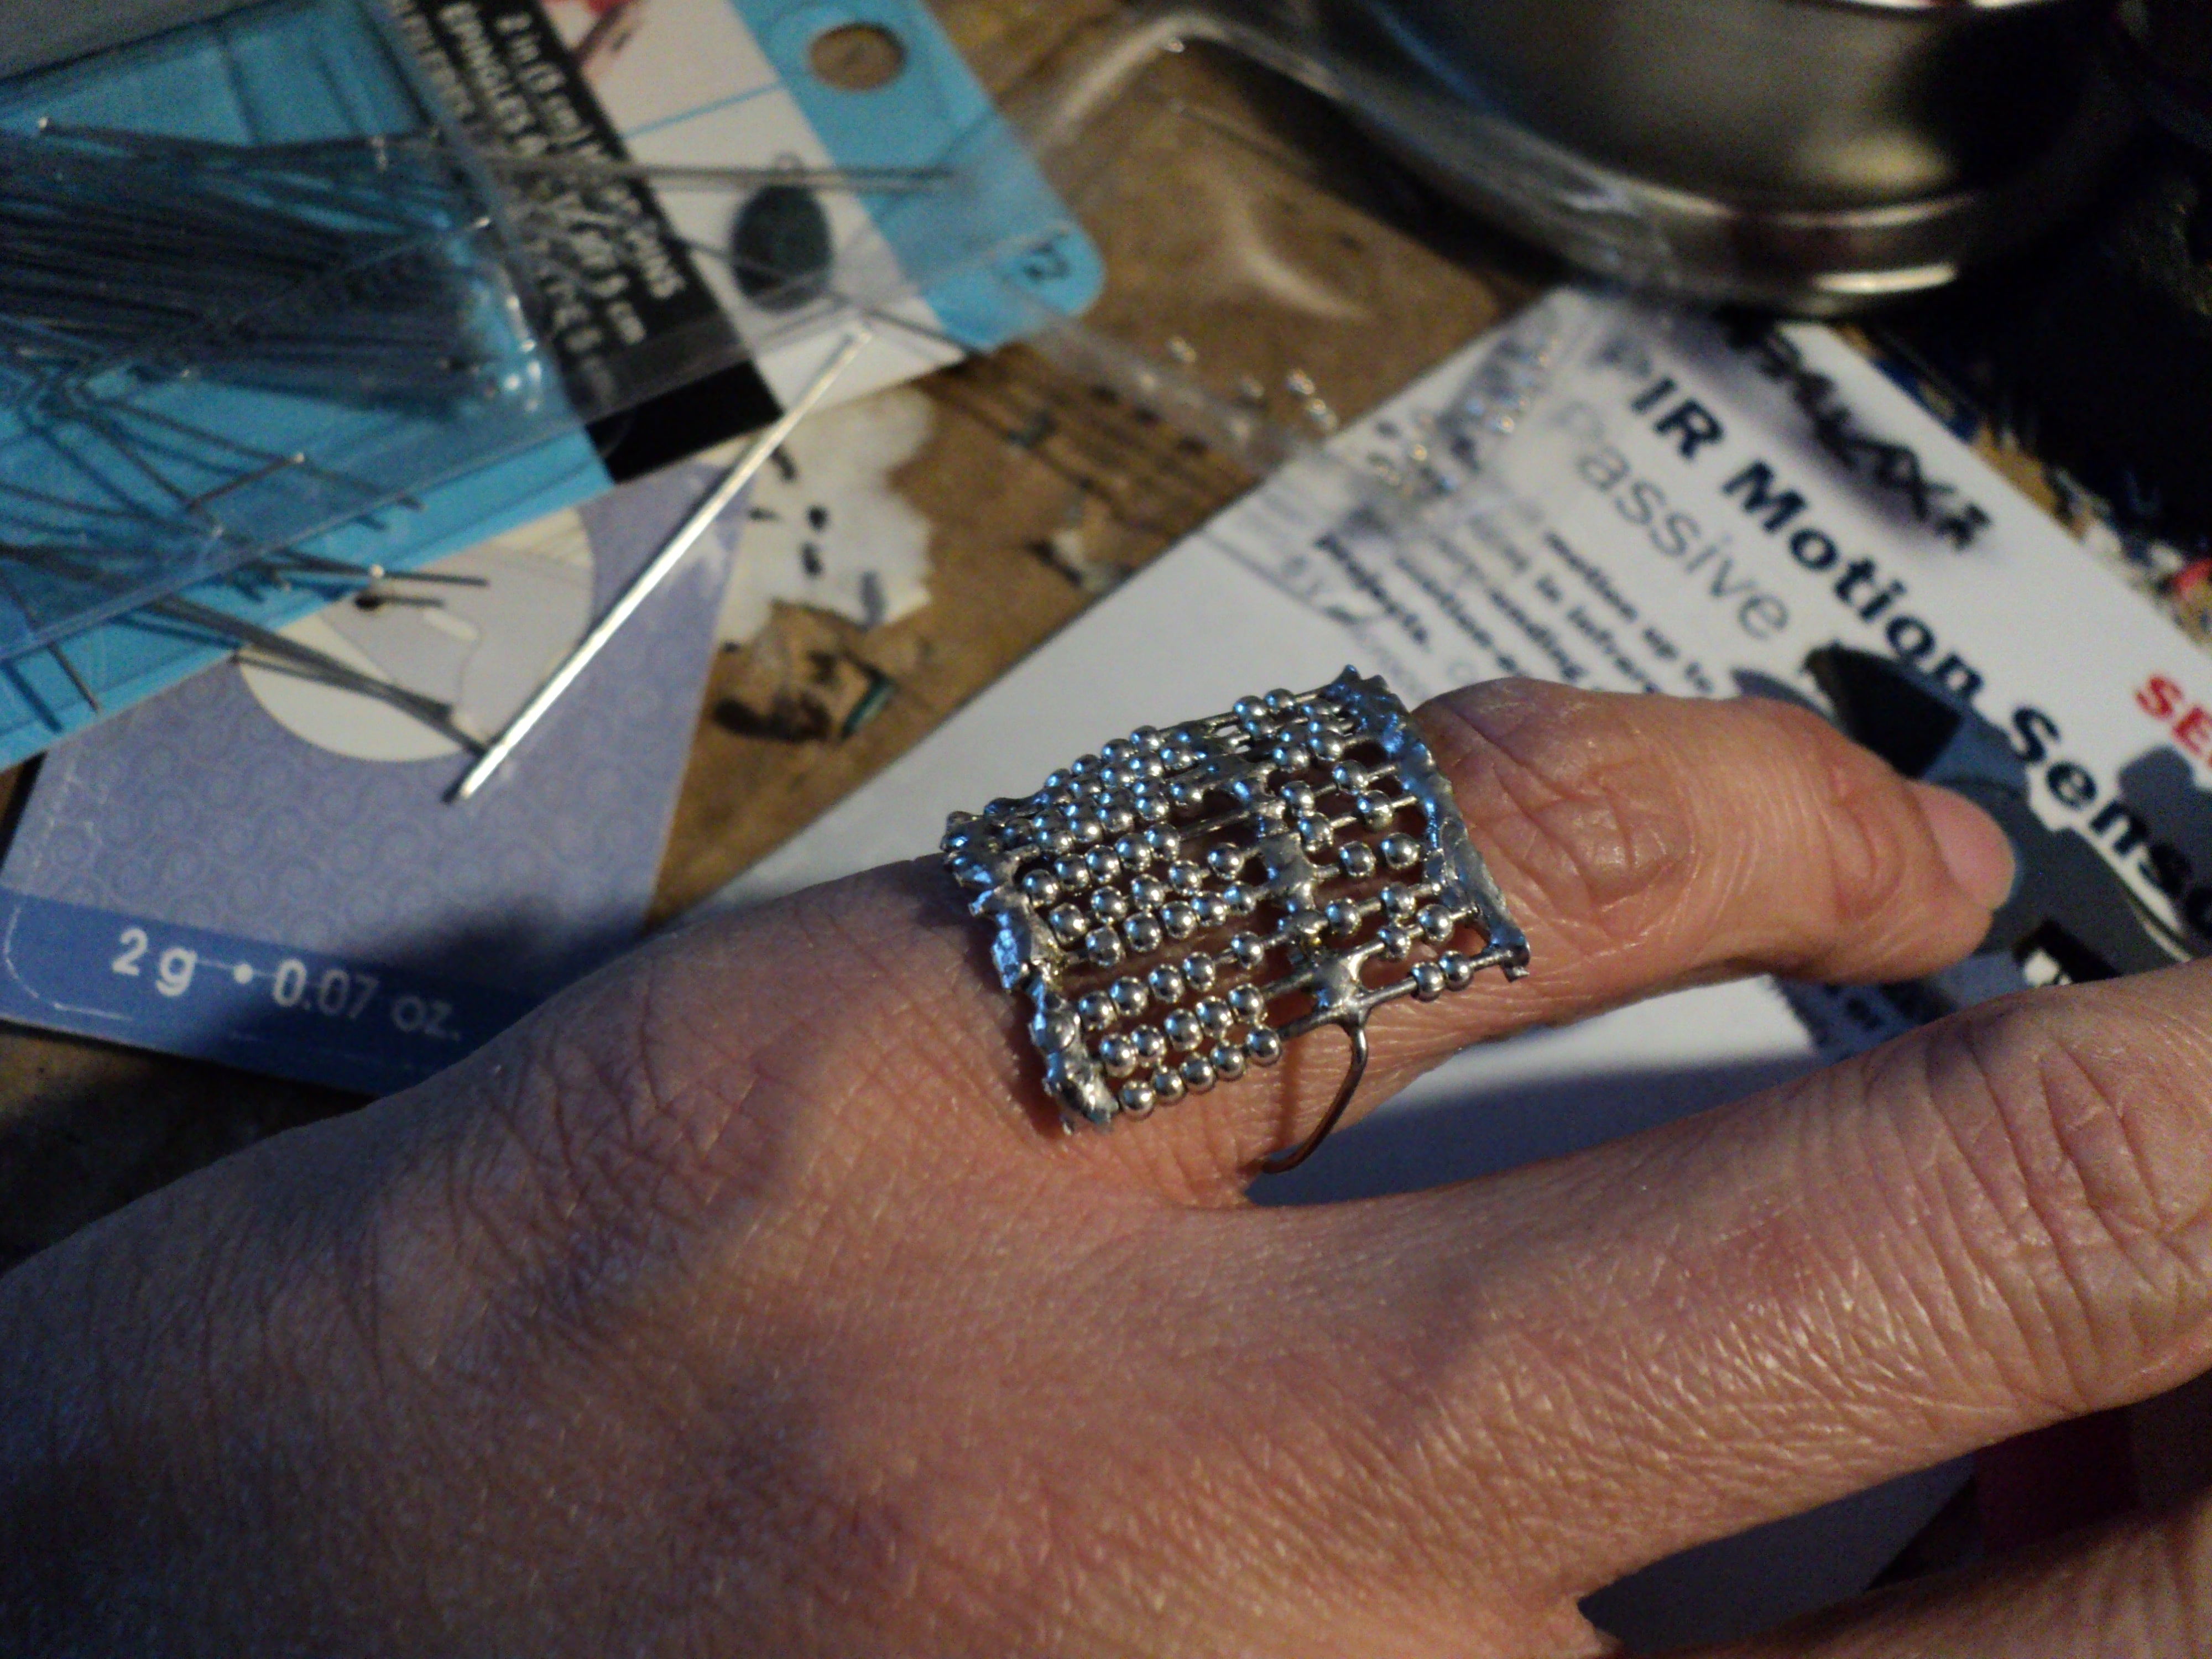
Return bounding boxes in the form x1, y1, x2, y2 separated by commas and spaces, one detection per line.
0, 0, 1099, 769
0, 455, 748, 1095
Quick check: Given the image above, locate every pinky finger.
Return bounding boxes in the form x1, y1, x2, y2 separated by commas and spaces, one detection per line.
1698, 1497, 2212, 1659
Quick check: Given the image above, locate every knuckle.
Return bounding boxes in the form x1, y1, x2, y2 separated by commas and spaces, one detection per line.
529, 969, 684, 1184
452, 871, 1004, 1267
1425, 682, 1698, 941
1911, 988, 2212, 1390
1780, 711, 1919, 933
1423, 684, 1935, 962
456, 958, 775, 1285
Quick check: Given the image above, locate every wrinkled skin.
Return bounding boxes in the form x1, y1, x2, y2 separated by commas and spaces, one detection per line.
5, 681, 2212, 1657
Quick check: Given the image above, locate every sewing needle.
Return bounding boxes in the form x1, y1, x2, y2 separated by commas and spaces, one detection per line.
451, 327, 873, 804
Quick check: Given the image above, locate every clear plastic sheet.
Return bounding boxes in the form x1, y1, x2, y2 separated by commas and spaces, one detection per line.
960, 1, 1658, 551
0, 0, 1093, 663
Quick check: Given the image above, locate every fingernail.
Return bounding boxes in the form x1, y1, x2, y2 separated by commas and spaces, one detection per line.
1909, 782, 2017, 911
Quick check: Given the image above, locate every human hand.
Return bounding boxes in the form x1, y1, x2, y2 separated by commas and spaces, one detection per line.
3, 680, 2207, 1657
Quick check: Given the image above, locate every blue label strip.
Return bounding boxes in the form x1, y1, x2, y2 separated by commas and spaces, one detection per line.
0, 890, 538, 1095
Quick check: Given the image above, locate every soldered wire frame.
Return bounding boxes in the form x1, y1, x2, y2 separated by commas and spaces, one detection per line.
945, 669, 1530, 1173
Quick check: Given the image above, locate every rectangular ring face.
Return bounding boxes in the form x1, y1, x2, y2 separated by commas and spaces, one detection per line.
946, 669, 1528, 1129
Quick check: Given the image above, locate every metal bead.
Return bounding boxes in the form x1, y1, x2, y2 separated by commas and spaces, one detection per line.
1099, 1034, 1139, 1076
1086, 928, 1126, 967
1090, 888, 1130, 923
1100, 739, 1134, 764
1131, 877, 1170, 910
1077, 993, 1118, 1032
1297, 815, 1335, 854
1164, 1010, 1204, 1051
1418, 904, 1457, 944
1110, 978, 1151, 1018
1073, 814, 1107, 844
1207, 844, 1247, 878
1152, 1067, 1187, 1104
1147, 965, 1187, 1005
1022, 869, 1062, 906
1312, 732, 1348, 761
1118, 1079, 1156, 1117
1245, 1027, 1285, 1065
1053, 857, 1092, 891
1136, 792, 1173, 823
1168, 864, 1206, 894
1104, 803, 1138, 834
1228, 932, 1268, 970
1380, 883, 1420, 918
1228, 983, 1268, 1022
1198, 894, 1232, 928
1161, 902, 1200, 941
1277, 781, 1318, 816
1182, 954, 1219, 992
1180, 1055, 1217, 1093
1441, 951, 1477, 991
1071, 754, 1102, 778
1114, 836, 1152, 872
1265, 688, 1298, 713
1379, 924, 1415, 961
1379, 833, 1422, 870
1355, 792, 1397, 830
1411, 960, 1448, 1001
1273, 742, 1314, 774
1337, 842, 1379, 881
1324, 899, 1364, 938
1085, 848, 1123, 884
1132, 726, 1163, 751
1042, 828, 1078, 857
1142, 826, 1182, 860
1169, 778, 1208, 810
1210, 1043, 1248, 1082
1233, 695, 1268, 722
1133, 1027, 1168, 1063
1123, 914, 1165, 953
1196, 997, 1235, 1035
1220, 883, 1258, 916
1050, 904, 1089, 940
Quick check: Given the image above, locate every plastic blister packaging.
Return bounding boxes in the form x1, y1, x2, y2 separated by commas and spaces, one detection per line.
0, 0, 1100, 672
935, 0, 1654, 564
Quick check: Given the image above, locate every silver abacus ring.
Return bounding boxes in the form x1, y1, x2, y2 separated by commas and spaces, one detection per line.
942, 669, 1531, 1174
